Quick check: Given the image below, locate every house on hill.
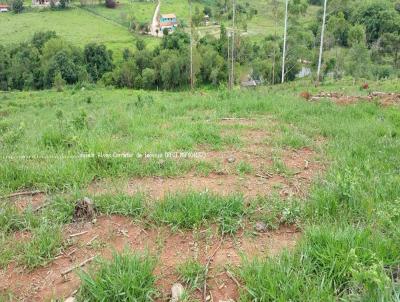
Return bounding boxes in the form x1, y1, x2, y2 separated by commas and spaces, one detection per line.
159, 13, 177, 33
0, 3, 9, 12
32, 0, 59, 6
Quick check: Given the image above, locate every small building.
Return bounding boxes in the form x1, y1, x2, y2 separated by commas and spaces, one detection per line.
159, 13, 177, 33
32, 0, 59, 7
0, 4, 9, 12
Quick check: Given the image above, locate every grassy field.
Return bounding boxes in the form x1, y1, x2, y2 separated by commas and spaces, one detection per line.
0, 7, 137, 53
0, 0, 320, 57
81, 0, 156, 25
0, 79, 400, 301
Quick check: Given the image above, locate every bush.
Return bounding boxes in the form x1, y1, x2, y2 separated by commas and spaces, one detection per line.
78, 251, 156, 301
53, 71, 66, 92
84, 43, 114, 82
152, 192, 244, 234
59, 0, 69, 9
105, 0, 116, 8
11, 0, 23, 13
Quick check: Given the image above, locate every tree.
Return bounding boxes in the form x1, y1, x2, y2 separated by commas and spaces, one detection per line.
136, 39, 146, 51
59, 0, 70, 9
346, 42, 372, 79
142, 68, 156, 89
0, 46, 10, 91
348, 24, 366, 47
83, 43, 114, 82
32, 31, 57, 51
45, 50, 81, 86
353, 1, 400, 45
53, 71, 66, 92
8, 44, 42, 90
11, 0, 24, 13
379, 33, 400, 68
204, 6, 212, 18
327, 12, 350, 47
105, 0, 116, 8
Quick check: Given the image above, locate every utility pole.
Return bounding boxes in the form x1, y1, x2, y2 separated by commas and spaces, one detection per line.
227, 30, 231, 88
317, 0, 328, 83
189, 0, 194, 91
230, 0, 236, 90
281, 0, 288, 83
271, 0, 279, 85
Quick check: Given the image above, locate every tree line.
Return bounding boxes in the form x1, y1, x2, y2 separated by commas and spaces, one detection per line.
0, 0, 398, 91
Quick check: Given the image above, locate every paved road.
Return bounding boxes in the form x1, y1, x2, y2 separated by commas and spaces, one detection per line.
150, 0, 161, 37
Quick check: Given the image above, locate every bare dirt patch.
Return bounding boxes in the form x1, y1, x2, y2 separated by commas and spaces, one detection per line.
90, 124, 323, 200
305, 91, 400, 106
4, 192, 46, 213
0, 117, 323, 301
0, 215, 299, 301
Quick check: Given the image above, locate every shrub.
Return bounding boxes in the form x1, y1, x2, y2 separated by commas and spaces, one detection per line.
53, 71, 66, 92
152, 192, 244, 234
11, 0, 23, 13
78, 251, 156, 301
59, 0, 69, 9
105, 0, 116, 8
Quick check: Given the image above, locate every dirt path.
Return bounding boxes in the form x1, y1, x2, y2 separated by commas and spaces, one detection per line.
150, 0, 161, 37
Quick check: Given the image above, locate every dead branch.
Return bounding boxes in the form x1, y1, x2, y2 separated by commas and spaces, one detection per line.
0, 190, 43, 200
255, 173, 273, 179
226, 270, 241, 287
203, 239, 223, 302
69, 231, 89, 238
220, 117, 254, 121
226, 270, 252, 295
61, 256, 96, 276
67, 248, 77, 257
86, 235, 99, 246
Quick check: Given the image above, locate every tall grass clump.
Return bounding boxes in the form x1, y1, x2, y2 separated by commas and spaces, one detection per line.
19, 223, 63, 270
151, 192, 244, 234
95, 194, 144, 217
239, 90, 400, 300
77, 251, 156, 302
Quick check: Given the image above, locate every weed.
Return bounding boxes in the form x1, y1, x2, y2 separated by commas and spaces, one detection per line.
77, 251, 157, 302
177, 259, 206, 289
95, 194, 144, 217
247, 196, 302, 230
0, 204, 40, 233
152, 192, 244, 234
19, 223, 63, 270
236, 161, 253, 175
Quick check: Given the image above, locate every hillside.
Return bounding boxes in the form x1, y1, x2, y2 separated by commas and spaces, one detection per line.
0, 79, 399, 301
0, 0, 321, 52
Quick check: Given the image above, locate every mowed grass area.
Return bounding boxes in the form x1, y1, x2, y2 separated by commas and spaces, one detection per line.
81, 0, 156, 25
1, 79, 400, 300
0, 8, 138, 53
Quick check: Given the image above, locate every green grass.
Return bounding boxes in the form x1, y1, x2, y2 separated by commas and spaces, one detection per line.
0, 7, 137, 54
19, 223, 63, 270
151, 192, 244, 234
0, 78, 400, 300
81, 0, 155, 25
177, 258, 206, 290
95, 194, 144, 217
77, 250, 157, 302
247, 196, 302, 231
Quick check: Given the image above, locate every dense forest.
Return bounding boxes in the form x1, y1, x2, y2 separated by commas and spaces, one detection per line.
0, 0, 399, 91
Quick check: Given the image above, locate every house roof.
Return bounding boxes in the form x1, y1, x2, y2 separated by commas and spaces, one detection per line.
160, 22, 177, 28
0, 3, 9, 8
161, 13, 176, 19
